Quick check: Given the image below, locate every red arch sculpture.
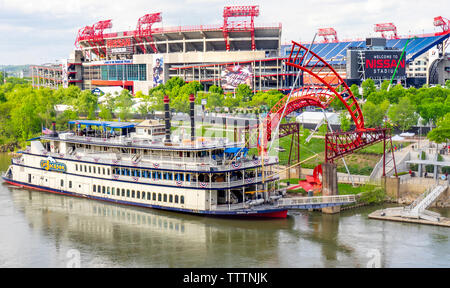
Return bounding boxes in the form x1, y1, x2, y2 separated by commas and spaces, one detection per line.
265, 41, 365, 144
259, 41, 396, 173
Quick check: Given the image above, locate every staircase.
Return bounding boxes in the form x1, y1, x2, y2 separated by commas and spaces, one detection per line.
403, 185, 447, 220
370, 151, 409, 181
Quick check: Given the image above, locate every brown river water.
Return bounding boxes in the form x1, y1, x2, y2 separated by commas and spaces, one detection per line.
0, 153, 448, 268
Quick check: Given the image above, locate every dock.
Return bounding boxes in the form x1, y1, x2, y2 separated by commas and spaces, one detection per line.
369, 209, 450, 227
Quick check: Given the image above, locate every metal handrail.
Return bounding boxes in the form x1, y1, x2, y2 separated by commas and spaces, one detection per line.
277, 195, 357, 207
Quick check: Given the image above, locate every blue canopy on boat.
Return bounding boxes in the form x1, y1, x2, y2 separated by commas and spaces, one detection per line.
224, 147, 249, 157
68, 120, 136, 129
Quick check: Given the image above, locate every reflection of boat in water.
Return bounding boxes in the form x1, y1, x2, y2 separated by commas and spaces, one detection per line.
8, 187, 293, 267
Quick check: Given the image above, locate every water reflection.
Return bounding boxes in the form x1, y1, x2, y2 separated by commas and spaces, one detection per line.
1, 153, 449, 268
8, 187, 297, 267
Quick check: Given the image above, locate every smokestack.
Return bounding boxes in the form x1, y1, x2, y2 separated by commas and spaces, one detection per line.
190, 94, 195, 142
51, 122, 58, 137
164, 95, 171, 144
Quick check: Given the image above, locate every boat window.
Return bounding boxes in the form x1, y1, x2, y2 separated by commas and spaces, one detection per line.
127, 189, 130, 198
122, 189, 125, 197
75, 164, 78, 171
107, 187, 110, 195
93, 166, 96, 174
61, 180, 64, 187
158, 193, 162, 201
137, 191, 140, 199
153, 193, 157, 201
69, 181, 72, 189
163, 194, 167, 202
112, 188, 115, 196
141, 192, 145, 199
93, 185, 96, 193
175, 195, 179, 203
169, 195, 173, 203
132, 190, 135, 198
181, 196, 185, 204
147, 192, 151, 201
89, 166, 91, 173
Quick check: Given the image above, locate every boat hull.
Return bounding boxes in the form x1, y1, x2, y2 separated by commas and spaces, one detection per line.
2, 177, 288, 219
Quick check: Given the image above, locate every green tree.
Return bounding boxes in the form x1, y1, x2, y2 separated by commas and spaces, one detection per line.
339, 111, 351, 132
72, 90, 97, 119
427, 113, 450, 144
361, 78, 376, 99
98, 104, 113, 121
115, 90, 133, 120
209, 85, 224, 95
388, 97, 418, 131
363, 100, 389, 128
235, 84, 253, 103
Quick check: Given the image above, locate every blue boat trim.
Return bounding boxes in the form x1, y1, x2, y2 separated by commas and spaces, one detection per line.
2, 176, 288, 217
19, 151, 276, 174
10, 162, 277, 191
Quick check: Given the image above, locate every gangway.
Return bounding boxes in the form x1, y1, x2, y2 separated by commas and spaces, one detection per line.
277, 195, 357, 210
383, 185, 447, 222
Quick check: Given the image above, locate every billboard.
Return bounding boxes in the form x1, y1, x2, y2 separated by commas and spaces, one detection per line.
364, 51, 406, 78
106, 38, 134, 55
221, 64, 253, 89
152, 54, 164, 87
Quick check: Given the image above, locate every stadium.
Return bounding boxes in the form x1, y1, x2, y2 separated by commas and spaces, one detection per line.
30, 6, 450, 93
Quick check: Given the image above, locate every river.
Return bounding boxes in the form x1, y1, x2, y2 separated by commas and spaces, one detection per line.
0, 153, 448, 268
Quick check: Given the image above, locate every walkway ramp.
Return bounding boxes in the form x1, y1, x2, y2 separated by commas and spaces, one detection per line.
277, 195, 357, 210
383, 185, 448, 222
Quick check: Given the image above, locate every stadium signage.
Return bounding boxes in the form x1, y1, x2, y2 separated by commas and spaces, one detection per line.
364, 51, 406, 78
107, 38, 133, 48
104, 60, 133, 65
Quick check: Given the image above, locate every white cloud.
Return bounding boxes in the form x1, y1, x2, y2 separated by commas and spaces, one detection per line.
0, 0, 448, 64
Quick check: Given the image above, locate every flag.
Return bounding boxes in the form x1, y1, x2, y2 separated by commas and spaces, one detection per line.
42, 127, 52, 135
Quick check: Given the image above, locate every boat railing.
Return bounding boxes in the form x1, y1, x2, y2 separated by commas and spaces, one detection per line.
109, 174, 279, 189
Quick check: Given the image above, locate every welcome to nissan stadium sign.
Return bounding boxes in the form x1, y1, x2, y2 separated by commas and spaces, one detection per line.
364, 51, 406, 78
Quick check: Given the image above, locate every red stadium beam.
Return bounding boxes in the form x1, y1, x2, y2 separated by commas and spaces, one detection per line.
223, 5, 260, 51
135, 12, 162, 54
374, 23, 398, 39
318, 28, 338, 43
433, 16, 450, 33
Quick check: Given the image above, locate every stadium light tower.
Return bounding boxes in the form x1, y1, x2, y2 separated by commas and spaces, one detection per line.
433, 16, 449, 33
374, 23, 398, 39
135, 12, 163, 54
318, 28, 338, 43
223, 5, 260, 51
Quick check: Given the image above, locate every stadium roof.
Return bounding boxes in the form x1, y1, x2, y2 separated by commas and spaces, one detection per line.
282, 33, 450, 65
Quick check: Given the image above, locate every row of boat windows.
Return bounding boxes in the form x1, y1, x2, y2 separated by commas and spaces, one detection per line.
74, 164, 190, 181
92, 185, 185, 204
75, 164, 110, 176
112, 168, 190, 181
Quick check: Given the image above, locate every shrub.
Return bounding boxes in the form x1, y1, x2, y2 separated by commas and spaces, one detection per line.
359, 187, 386, 204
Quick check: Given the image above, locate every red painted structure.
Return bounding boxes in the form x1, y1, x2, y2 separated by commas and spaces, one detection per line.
135, 12, 162, 54
434, 16, 450, 33
223, 5, 260, 51
318, 28, 338, 43
260, 41, 397, 177
374, 23, 398, 39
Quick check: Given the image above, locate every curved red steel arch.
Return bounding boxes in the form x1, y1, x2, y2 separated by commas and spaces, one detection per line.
264, 41, 366, 147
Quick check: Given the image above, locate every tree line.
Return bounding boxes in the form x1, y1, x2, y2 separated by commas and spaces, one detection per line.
0, 74, 449, 149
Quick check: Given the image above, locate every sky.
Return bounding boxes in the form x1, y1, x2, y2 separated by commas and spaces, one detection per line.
0, 0, 448, 65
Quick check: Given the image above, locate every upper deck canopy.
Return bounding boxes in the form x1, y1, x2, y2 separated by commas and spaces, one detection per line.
68, 120, 136, 129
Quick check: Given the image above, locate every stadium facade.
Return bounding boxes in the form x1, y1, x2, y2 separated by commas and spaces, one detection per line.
31, 7, 450, 93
